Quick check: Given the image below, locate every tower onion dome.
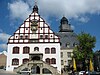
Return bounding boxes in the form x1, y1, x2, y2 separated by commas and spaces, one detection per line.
60, 16, 68, 24
33, 4, 38, 13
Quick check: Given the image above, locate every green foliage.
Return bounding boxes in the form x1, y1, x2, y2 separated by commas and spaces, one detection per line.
73, 32, 96, 60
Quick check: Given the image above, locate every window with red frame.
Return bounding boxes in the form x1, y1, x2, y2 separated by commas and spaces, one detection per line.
23, 58, 29, 64
12, 58, 19, 65
51, 47, 56, 54
23, 46, 30, 54
51, 58, 56, 64
45, 58, 50, 64
13, 47, 19, 54
45, 48, 50, 54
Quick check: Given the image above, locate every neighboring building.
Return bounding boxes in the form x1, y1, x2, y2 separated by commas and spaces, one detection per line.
6, 4, 61, 73
0, 51, 7, 68
94, 50, 100, 72
56, 17, 78, 69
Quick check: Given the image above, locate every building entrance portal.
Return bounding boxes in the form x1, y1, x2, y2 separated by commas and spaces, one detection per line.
29, 52, 43, 61
31, 66, 40, 74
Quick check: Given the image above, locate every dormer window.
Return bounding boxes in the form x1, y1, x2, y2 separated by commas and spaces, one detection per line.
66, 42, 70, 48
73, 43, 77, 47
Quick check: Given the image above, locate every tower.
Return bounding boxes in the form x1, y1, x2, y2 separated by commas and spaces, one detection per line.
56, 16, 78, 70
59, 16, 73, 32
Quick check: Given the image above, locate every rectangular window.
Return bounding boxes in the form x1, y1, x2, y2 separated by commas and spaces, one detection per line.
13, 47, 19, 54
12, 59, 19, 65
61, 60, 64, 65
68, 60, 72, 65
61, 52, 63, 58
67, 52, 71, 58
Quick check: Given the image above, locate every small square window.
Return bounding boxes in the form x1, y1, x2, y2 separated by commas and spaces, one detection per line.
26, 28, 28, 30
45, 35, 48, 39
20, 35, 23, 39
40, 35, 43, 38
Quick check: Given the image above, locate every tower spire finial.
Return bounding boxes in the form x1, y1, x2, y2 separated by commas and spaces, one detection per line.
33, 0, 38, 13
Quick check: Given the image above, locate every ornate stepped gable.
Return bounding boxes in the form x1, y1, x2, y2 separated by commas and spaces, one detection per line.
8, 11, 60, 44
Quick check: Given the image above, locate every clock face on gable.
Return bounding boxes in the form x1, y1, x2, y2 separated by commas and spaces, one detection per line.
31, 19, 38, 31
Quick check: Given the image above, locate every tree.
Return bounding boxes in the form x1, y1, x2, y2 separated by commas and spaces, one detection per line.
73, 32, 96, 71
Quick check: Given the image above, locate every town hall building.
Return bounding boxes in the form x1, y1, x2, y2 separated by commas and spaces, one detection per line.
6, 4, 61, 74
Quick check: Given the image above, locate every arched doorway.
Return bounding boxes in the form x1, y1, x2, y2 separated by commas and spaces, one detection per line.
36, 66, 40, 74
31, 66, 40, 74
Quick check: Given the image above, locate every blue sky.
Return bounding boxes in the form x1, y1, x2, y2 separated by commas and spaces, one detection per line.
0, 0, 100, 52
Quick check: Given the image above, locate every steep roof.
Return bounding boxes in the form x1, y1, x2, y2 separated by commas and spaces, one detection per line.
8, 5, 59, 44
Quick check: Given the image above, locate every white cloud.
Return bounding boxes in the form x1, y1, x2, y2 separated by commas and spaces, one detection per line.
8, 0, 100, 23
8, 0, 31, 20
0, 33, 11, 43
78, 16, 90, 23
0, 44, 7, 50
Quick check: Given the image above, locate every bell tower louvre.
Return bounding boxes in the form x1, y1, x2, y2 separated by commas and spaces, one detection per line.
6, 1, 61, 73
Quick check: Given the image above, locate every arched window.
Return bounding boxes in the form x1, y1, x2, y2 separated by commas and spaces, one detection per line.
42, 68, 52, 74
23, 46, 30, 54
31, 66, 40, 74
23, 58, 29, 64
51, 58, 56, 64
34, 47, 39, 51
45, 48, 50, 54
51, 47, 56, 54
45, 58, 50, 64
12, 58, 19, 65
13, 46, 19, 54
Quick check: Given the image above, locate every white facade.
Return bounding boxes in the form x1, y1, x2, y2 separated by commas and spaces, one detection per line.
6, 7, 61, 73
61, 48, 73, 68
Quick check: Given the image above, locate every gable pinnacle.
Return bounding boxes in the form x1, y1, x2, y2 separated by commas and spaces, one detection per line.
33, 0, 38, 13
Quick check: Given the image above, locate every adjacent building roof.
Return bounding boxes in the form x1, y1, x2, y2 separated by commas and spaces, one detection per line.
56, 17, 79, 49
